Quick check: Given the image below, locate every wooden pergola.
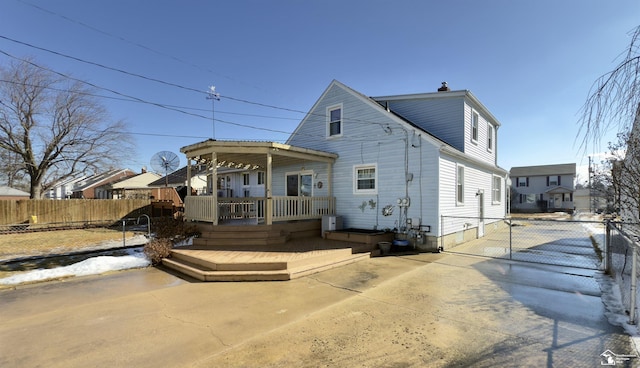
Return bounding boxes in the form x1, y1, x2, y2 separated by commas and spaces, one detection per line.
180, 140, 338, 225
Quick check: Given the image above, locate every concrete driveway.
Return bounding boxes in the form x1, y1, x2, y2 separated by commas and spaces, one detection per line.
0, 250, 637, 367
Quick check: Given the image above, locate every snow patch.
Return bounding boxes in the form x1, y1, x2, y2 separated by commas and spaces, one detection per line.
0, 248, 150, 285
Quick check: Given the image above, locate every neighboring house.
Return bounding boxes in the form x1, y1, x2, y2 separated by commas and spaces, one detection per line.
45, 175, 87, 199
0, 186, 29, 200
509, 163, 576, 213
70, 169, 136, 199
180, 80, 508, 248
573, 188, 607, 213
106, 171, 162, 200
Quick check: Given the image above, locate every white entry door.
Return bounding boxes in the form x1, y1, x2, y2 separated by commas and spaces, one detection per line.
553, 194, 563, 209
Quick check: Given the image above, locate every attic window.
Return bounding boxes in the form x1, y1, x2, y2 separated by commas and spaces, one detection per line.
328, 105, 342, 137
471, 112, 479, 143
487, 123, 494, 152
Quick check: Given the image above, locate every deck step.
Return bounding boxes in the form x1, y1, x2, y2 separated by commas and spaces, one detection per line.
289, 253, 372, 279
192, 234, 290, 247
162, 258, 291, 281
161, 248, 372, 282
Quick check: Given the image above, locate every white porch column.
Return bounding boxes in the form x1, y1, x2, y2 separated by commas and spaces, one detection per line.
186, 158, 192, 198
265, 151, 273, 225
211, 152, 218, 226
326, 162, 332, 197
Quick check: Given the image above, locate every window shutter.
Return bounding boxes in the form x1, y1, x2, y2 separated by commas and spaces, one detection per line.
558, 176, 561, 185
546, 176, 549, 186
570, 193, 573, 201
516, 177, 519, 187
526, 177, 529, 187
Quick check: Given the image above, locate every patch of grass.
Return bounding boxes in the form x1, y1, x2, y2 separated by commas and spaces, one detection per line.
0, 228, 139, 259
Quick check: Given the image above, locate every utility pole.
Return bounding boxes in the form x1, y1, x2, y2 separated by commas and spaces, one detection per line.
206, 86, 220, 139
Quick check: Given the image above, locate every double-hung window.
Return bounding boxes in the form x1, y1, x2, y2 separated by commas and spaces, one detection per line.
328, 105, 342, 137
492, 175, 501, 204
471, 112, 479, 143
354, 164, 377, 194
487, 123, 494, 152
457, 165, 465, 205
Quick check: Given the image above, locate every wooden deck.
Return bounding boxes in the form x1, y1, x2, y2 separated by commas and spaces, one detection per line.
161, 237, 379, 282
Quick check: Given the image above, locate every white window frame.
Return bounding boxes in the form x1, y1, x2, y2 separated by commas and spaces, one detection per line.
242, 172, 250, 186
327, 104, 343, 138
257, 171, 265, 185
487, 123, 494, 152
353, 163, 377, 195
549, 175, 559, 186
456, 164, 465, 205
492, 175, 501, 204
471, 111, 479, 143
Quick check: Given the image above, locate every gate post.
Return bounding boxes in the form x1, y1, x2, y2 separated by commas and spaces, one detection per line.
605, 220, 611, 274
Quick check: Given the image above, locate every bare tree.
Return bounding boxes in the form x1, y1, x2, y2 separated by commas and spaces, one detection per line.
578, 26, 640, 224
578, 26, 640, 149
0, 58, 134, 198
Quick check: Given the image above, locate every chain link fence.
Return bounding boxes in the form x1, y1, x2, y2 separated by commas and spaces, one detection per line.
441, 216, 603, 270
606, 221, 640, 324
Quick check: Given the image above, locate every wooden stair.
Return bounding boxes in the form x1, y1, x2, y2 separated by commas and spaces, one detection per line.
162, 247, 372, 282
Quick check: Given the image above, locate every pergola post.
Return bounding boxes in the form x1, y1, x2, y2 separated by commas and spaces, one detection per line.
265, 151, 273, 225
211, 152, 218, 226
186, 159, 192, 198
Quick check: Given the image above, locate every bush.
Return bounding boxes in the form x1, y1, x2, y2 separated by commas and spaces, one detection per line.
151, 217, 200, 243
143, 217, 200, 265
143, 238, 173, 265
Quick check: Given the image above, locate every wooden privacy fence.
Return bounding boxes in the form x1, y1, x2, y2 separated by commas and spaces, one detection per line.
0, 199, 151, 225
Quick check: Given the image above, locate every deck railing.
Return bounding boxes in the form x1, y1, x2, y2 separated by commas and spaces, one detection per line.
184, 195, 335, 224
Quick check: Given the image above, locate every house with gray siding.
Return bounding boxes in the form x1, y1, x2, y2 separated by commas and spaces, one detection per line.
181, 80, 507, 249
509, 163, 576, 213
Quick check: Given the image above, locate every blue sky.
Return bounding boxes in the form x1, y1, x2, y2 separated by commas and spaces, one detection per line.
1, 0, 638, 184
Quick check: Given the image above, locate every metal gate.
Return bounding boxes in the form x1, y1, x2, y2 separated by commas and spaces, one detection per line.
442, 216, 603, 270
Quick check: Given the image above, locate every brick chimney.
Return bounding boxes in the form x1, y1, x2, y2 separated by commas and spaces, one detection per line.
437, 82, 450, 92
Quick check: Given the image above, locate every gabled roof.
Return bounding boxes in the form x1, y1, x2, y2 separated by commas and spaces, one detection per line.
111, 172, 161, 189
510, 163, 576, 177
287, 79, 506, 174
288, 79, 451, 150
0, 186, 29, 197
73, 169, 135, 191
149, 164, 210, 187
545, 186, 574, 194
372, 89, 501, 127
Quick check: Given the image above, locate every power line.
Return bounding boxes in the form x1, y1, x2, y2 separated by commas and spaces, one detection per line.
0, 34, 390, 128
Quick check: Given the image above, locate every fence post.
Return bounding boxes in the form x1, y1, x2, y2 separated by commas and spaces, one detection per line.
605, 220, 611, 274
509, 217, 512, 260
631, 244, 638, 324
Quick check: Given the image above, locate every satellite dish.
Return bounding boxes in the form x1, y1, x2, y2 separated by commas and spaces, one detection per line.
150, 151, 180, 189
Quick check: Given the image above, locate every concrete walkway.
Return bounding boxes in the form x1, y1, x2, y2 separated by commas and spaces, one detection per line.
0, 250, 637, 367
